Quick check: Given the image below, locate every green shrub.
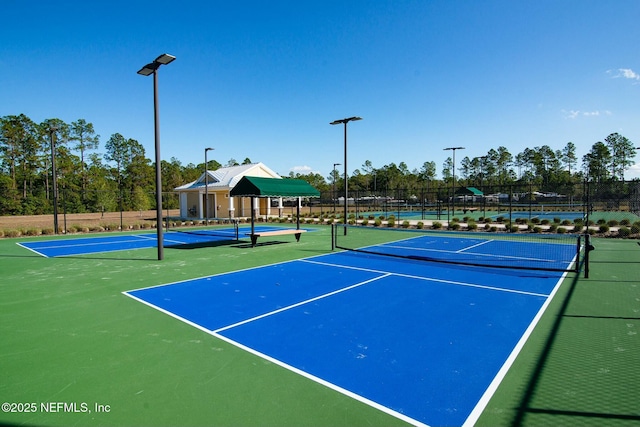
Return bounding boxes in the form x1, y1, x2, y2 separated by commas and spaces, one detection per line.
607, 219, 619, 227
25, 228, 40, 236
540, 219, 550, 225
618, 227, 631, 237
374, 218, 382, 227
553, 217, 561, 224
361, 219, 368, 226
620, 219, 631, 226
449, 222, 461, 230
6, 229, 21, 237
401, 220, 410, 228
432, 221, 442, 229
631, 223, 640, 234
387, 219, 395, 227
468, 222, 478, 231
533, 226, 542, 233
530, 217, 540, 224
561, 219, 571, 226
557, 227, 567, 234
417, 221, 424, 229
496, 216, 505, 223
509, 225, 519, 232
489, 226, 497, 232
549, 224, 557, 232
484, 217, 492, 223
599, 224, 610, 233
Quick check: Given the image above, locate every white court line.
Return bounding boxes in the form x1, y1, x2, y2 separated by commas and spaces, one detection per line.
301, 258, 550, 298
457, 239, 493, 253
16, 242, 48, 258
213, 273, 391, 333
122, 270, 429, 427
380, 243, 561, 263
462, 267, 571, 427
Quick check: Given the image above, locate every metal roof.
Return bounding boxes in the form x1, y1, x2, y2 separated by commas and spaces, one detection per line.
230, 176, 320, 198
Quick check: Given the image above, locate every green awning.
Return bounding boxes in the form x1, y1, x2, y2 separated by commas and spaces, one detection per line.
455, 187, 484, 196
230, 176, 320, 198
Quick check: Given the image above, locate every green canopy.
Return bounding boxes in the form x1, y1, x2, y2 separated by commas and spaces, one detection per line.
455, 186, 484, 196
230, 176, 320, 198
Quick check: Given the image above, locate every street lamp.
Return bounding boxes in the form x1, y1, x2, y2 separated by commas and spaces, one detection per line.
205, 147, 214, 223
332, 162, 341, 214
137, 53, 176, 261
330, 117, 362, 234
49, 126, 59, 234
444, 146, 465, 217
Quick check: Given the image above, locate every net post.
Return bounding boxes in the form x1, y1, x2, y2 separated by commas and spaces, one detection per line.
584, 233, 591, 279
331, 223, 335, 251
575, 234, 581, 273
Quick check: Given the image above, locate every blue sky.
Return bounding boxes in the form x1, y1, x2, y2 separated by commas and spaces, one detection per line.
2, 0, 640, 181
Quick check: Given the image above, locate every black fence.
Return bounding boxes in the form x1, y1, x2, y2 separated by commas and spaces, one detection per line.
310, 181, 640, 228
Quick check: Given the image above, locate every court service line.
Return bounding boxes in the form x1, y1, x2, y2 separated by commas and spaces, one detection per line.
457, 239, 493, 253
301, 258, 549, 298
381, 243, 560, 263
210, 332, 430, 427
212, 273, 392, 334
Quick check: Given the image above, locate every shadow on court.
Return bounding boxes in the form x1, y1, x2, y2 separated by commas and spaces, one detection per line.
166, 239, 243, 250
509, 244, 640, 426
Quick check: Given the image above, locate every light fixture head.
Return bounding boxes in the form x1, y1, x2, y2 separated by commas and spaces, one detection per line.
330, 116, 363, 125
155, 54, 176, 65
137, 63, 159, 76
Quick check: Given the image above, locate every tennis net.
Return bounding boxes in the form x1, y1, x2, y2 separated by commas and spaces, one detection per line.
169, 219, 239, 241
332, 224, 587, 274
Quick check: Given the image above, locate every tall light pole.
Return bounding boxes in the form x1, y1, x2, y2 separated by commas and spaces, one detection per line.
444, 146, 465, 216
138, 53, 176, 261
204, 147, 214, 223
331, 117, 362, 234
49, 126, 59, 234
332, 162, 341, 214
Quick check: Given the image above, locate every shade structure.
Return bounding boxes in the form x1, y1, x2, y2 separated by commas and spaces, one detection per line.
230, 176, 320, 198
230, 176, 320, 244
455, 186, 484, 196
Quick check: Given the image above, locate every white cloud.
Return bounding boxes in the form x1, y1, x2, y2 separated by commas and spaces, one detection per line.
562, 109, 612, 119
627, 162, 640, 180
608, 68, 640, 81
290, 165, 319, 175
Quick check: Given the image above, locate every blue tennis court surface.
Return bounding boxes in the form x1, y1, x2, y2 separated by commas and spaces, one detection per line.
17, 226, 310, 257
125, 243, 571, 426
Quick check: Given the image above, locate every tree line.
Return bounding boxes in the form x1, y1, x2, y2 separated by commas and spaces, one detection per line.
1, 113, 637, 216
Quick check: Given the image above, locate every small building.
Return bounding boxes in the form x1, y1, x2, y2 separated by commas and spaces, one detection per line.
174, 162, 291, 219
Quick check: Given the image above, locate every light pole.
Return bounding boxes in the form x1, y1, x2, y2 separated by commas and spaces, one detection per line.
332, 162, 341, 214
138, 53, 176, 261
444, 146, 465, 217
49, 126, 59, 234
330, 117, 362, 233
205, 147, 214, 223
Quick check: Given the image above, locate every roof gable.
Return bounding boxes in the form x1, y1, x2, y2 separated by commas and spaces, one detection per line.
174, 162, 281, 191
230, 176, 320, 197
